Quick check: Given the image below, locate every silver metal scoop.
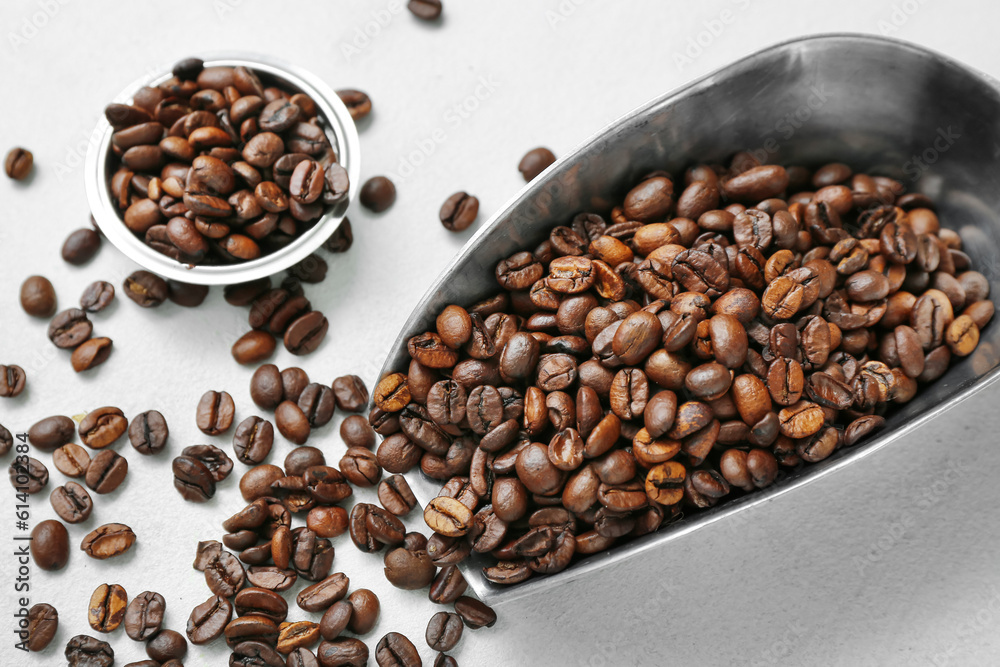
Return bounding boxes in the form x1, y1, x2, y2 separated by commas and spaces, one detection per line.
379, 33, 1000, 607
85, 52, 361, 285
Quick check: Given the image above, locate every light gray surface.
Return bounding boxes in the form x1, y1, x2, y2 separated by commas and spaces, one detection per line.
1, 1, 999, 665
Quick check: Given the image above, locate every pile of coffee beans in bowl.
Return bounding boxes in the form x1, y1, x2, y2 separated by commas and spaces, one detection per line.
373, 153, 994, 586
104, 58, 350, 266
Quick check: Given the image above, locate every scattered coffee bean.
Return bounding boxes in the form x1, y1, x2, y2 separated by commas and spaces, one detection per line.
80, 280, 115, 313
440, 192, 479, 232
32, 519, 69, 570
123, 270, 168, 307
65, 634, 114, 667
360, 176, 396, 212
376, 632, 421, 667
167, 280, 210, 307
86, 449, 129, 494
5, 146, 33, 180
48, 308, 92, 348
518, 147, 556, 181
62, 228, 102, 265
10, 455, 49, 493
27, 603, 58, 652
81, 523, 137, 559
426, 612, 463, 652
88, 583, 128, 633
79, 406, 128, 449
71, 337, 114, 372
129, 410, 169, 454
408, 0, 443, 20
197, 389, 236, 435
336, 89, 372, 121
20, 275, 57, 317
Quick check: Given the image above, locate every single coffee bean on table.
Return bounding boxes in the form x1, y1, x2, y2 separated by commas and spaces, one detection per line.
20, 275, 57, 317
4, 146, 33, 180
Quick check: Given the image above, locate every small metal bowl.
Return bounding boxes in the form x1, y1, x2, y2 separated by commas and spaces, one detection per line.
85, 52, 361, 285
381, 33, 1000, 606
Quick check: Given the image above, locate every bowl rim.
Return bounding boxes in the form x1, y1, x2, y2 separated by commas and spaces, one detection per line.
85, 51, 361, 285
378, 31, 1000, 606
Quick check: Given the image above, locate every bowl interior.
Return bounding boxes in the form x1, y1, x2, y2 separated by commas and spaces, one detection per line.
382, 34, 1000, 606
87, 53, 360, 285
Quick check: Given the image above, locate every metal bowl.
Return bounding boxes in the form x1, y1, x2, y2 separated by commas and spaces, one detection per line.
85, 52, 361, 285
379, 33, 1000, 606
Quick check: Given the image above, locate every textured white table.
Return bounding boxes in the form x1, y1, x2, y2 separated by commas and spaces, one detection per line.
2, 1, 1000, 665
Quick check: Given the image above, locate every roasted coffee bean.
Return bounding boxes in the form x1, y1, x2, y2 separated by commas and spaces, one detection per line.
332, 374, 369, 412
65, 635, 114, 667
184, 444, 234, 482
319, 601, 353, 642
27, 603, 58, 652
129, 410, 169, 454
197, 389, 236, 435
231, 639, 284, 666
337, 89, 373, 120
71, 337, 113, 372
85, 449, 128, 494
0, 363, 26, 397
426, 612, 463, 652
341, 415, 377, 448
251, 364, 285, 410
235, 587, 288, 623
360, 176, 396, 212
376, 632, 421, 667
79, 407, 128, 449
62, 228, 102, 265
29, 414, 76, 451
409, 0, 443, 20
299, 383, 336, 427
48, 308, 92, 348
297, 572, 349, 613
50, 481, 94, 523
317, 637, 369, 667
234, 416, 275, 465
440, 191, 479, 231
285, 311, 329, 355
146, 629, 187, 662
383, 547, 437, 590
5, 146, 33, 180
173, 455, 216, 501
32, 519, 69, 570
240, 465, 285, 501
379, 474, 418, 515
10, 455, 48, 493
81, 523, 136, 559
206, 549, 247, 597
88, 583, 128, 633
247, 566, 298, 593
20, 275, 57, 317
453, 596, 497, 629
518, 147, 556, 181
124, 591, 165, 640
123, 270, 168, 307
234, 330, 278, 365
187, 594, 233, 645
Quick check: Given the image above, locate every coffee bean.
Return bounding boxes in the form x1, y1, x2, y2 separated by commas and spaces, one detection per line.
173, 455, 216, 501
20, 275, 56, 317
124, 591, 165, 640
332, 374, 369, 412
29, 415, 76, 451
0, 363, 26, 397
65, 635, 114, 667
453, 596, 496, 629
247, 566, 298, 593
197, 390, 236, 435
5, 146, 33, 180
440, 192, 479, 232
62, 228, 102, 265
233, 330, 277, 365
147, 629, 187, 662
426, 612, 463, 652
86, 449, 128, 494
183, 444, 234, 482
78, 281, 115, 313
379, 475, 418, 515
376, 632, 421, 667
435, 655, 458, 667
323, 217, 354, 252
187, 594, 232, 645
317, 637, 369, 667
205, 549, 247, 597
123, 270, 168, 307
79, 406, 128, 449
71, 337, 113, 372
27, 603, 58, 652
285, 311, 329, 355
276, 401, 311, 445
299, 383, 335, 427
360, 176, 396, 212
235, 587, 289, 622
88, 583, 128, 633
9, 455, 48, 493
32, 519, 69, 570
48, 308, 92, 348
518, 147, 556, 182
233, 416, 275, 465
297, 572, 350, 612
336, 89, 372, 121
50, 481, 93, 523
383, 547, 436, 590
424, 497, 473, 537
129, 410, 169, 455
408, 0, 443, 20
